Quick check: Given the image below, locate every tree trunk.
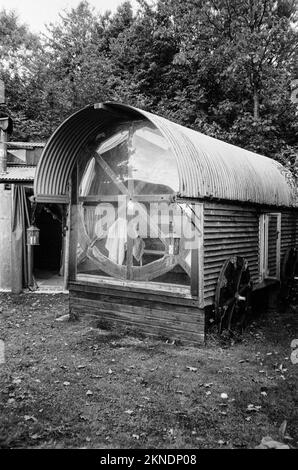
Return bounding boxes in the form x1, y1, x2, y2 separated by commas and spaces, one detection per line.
253, 84, 260, 120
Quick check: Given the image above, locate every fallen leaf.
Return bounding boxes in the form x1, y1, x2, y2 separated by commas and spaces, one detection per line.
55, 314, 70, 322
255, 436, 289, 449
290, 347, 298, 364
246, 404, 262, 412
204, 382, 213, 388
12, 378, 22, 385
24, 415, 37, 422
186, 366, 198, 372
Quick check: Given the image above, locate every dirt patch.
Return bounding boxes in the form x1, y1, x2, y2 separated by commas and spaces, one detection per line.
0, 293, 297, 449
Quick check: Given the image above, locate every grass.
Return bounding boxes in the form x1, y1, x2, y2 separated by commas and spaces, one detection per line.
0, 292, 297, 449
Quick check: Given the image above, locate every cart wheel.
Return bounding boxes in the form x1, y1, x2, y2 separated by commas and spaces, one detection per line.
214, 256, 252, 335
280, 247, 298, 304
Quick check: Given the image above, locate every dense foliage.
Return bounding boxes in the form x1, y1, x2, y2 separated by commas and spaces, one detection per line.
0, 0, 297, 169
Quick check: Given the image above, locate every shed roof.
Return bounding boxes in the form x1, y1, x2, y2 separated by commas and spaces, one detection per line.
34, 102, 298, 207
7, 142, 45, 149
0, 165, 36, 183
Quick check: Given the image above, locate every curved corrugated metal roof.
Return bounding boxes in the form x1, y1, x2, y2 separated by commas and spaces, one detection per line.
34, 102, 298, 207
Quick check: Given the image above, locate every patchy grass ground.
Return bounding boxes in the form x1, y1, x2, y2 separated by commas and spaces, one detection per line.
0, 292, 297, 449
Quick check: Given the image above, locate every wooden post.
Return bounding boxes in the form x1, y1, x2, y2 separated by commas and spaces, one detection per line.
0, 80, 7, 174
0, 127, 7, 173
126, 198, 134, 280
190, 203, 204, 307
63, 206, 70, 290
191, 247, 199, 297
0, 80, 4, 104
126, 127, 134, 280
68, 164, 78, 281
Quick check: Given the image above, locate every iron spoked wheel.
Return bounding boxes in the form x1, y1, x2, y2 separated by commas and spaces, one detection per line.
280, 247, 298, 305
215, 256, 253, 335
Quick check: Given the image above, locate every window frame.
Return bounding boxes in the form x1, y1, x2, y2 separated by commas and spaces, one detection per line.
259, 212, 281, 282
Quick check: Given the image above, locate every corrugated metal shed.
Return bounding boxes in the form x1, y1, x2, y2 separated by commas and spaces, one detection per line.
0, 166, 36, 183
34, 102, 298, 207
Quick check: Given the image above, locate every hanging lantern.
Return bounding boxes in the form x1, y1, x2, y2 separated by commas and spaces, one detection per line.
27, 225, 40, 246
167, 220, 180, 255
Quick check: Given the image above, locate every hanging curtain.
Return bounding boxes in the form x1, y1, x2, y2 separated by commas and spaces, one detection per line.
84, 205, 97, 240
80, 157, 95, 197
11, 185, 30, 293
97, 130, 128, 155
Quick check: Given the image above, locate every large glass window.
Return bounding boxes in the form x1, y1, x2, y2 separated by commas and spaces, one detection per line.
76, 120, 197, 288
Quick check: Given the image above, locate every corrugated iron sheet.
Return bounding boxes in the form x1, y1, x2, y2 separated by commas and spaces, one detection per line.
34, 102, 298, 207
7, 142, 45, 149
0, 165, 36, 183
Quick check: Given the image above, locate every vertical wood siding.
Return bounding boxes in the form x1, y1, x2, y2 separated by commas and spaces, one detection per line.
203, 203, 260, 306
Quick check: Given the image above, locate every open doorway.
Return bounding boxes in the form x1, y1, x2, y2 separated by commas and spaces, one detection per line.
33, 203, 65, 289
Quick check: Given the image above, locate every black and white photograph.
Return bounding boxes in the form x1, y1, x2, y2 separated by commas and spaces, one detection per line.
0, 0, 297, 455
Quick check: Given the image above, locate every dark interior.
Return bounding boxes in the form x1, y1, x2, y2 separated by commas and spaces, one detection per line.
34, 204, 62, 272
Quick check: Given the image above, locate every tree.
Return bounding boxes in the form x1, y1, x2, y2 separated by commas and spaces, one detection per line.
0, 0, 296, 169
0, 8, 41, 139
144, 0, 298, 165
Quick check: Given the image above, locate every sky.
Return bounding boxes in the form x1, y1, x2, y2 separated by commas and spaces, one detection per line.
0, 0, 137, 33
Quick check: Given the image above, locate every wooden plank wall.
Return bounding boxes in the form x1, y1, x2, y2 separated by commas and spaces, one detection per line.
203, 203, 260, 306
69, 281, 205, 345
